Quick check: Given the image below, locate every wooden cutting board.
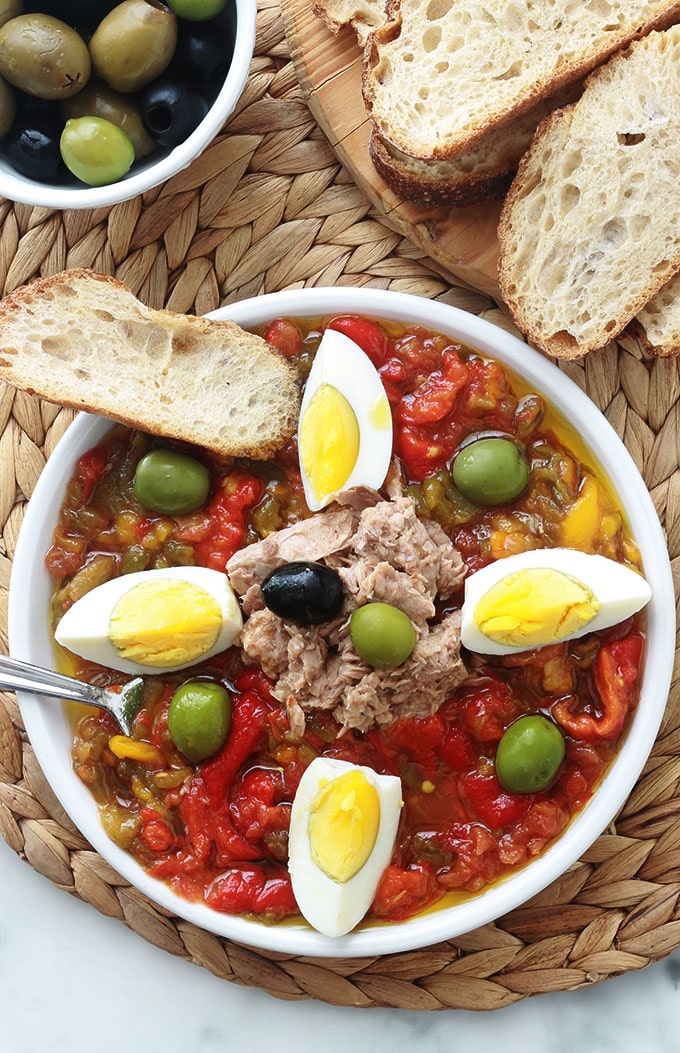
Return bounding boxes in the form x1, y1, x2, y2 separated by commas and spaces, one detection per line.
280, 0, 503, 300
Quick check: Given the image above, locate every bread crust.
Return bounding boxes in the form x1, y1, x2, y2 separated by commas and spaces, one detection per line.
0, 269, 301, 458
369, 128, 515, 208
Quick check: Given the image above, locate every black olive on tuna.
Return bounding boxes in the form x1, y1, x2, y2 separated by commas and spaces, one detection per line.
261, 562, 344, 626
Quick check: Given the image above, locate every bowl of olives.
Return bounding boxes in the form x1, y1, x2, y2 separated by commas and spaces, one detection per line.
0, 0, 256, 208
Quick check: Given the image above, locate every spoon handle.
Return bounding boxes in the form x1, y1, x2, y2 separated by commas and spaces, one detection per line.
0, 654, 106, 706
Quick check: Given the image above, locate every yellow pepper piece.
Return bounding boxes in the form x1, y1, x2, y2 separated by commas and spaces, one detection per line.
559, 475, 600, 551
109, 735, 162, 765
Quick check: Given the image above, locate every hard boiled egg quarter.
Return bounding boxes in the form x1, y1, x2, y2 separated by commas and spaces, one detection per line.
461, 547, 652, 656
297, 327, 393, 511
288, 757, 402, 937
55, 566, 243, 675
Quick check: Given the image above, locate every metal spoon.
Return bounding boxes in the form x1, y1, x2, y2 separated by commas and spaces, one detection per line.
0, 655, 144, 736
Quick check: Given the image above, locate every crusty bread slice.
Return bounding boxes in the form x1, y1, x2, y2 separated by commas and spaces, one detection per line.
369, 83, 583, 208
314, 0, 583, 207
497, 27, 680, 359
313, 0, 388, 47
0, 269, 301, 458
628, 274, 680, 357
362, 0, 680, 162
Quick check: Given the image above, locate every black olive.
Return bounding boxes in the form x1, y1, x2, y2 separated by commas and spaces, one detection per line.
261, 562, 344, 626
4, 99, 68, 181
141, 77, 209, 148
171, 8, 235, 86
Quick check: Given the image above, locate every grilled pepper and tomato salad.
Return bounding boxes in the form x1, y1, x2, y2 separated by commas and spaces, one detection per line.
46, 314, 648, 930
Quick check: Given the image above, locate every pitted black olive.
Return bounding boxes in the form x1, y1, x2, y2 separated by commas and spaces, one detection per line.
261, 561, 344, 626
141, 77, 209, 148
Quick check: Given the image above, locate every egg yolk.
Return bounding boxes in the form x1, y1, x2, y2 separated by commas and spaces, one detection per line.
308, 770, 380, 883
299, 383, 360, 504
473, 568, 601, 647
108, 579, 222, 667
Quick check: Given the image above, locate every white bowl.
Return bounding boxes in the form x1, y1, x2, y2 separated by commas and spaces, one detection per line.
0, 1, 255, 209
8, 287, 676, 958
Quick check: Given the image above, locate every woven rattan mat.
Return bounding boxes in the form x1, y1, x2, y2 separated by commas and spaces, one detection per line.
1, 1, 680, 1012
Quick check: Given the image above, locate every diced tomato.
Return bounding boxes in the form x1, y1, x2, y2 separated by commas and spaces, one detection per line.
230, 768, 291, 842
206, 865, 298, 918
371, 862, 441, 921
263, 318, 303, 358
397, 350, 470, 425
455, 679, 521, 743
327, 316, 390, 367
461, 769, 533, 829
382, 713, 448, 762
188, 471, 264, 571
77, 444, 108, 503
439, 726, 477, 771
139, 811, 176, 853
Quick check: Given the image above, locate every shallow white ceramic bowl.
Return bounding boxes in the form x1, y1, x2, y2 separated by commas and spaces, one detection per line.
0, 0, 255, 209
8, 288, 676, 957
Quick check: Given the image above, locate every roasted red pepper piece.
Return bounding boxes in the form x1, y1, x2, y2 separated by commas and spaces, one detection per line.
200, 689, 271, 809
552, 634, 644, 742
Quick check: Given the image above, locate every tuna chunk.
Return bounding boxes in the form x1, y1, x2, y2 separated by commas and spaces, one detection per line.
229, 494, 469, 733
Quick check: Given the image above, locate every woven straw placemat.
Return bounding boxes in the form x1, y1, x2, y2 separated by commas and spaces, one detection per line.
1, 1, 680, 1011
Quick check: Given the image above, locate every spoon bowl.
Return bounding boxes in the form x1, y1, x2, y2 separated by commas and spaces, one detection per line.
0, 655, 143, 736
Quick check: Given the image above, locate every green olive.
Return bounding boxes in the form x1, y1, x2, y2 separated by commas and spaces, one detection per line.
451, 436, 529, 506
0, 74, 15, 136
496, 715, 566, 794
61, 80, 156, 159
0, 1, 22, 32
89, 0, 177, 93
60, 116, 135, 186
0, 14, 90, 100
167, 680, 232, 764
133, 448, 211, 515
167, 0, 226, 18
349, 602, 416, 668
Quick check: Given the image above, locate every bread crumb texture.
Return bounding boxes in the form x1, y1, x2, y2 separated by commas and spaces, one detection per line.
498, 27, 680, 358
0, 269, 301, 458
363, 0, 680, 160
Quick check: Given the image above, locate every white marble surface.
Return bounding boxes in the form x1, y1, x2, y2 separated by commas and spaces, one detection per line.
1, 837, 678, 1053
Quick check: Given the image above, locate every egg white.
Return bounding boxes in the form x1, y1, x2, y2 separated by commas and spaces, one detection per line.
288, 757, 402, 937
461, 547, 652, 655
297, 327, 393, 511
54, 565, 243, 675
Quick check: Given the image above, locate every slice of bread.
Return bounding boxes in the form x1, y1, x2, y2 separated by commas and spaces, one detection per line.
362, 0, 680, 162
314, 0, 583, 207
628, 274, 680, 356
498, 27, 680, 359
369, 83, 583, 208
0, 269, 301, 458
